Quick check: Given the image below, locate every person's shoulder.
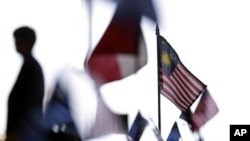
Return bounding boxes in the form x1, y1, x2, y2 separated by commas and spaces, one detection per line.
23, 56, 43, 75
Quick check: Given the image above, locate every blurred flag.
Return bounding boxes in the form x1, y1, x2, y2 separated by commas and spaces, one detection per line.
191, 89, 219, 131
129, 111, 164, 141
44, 83, 81, 141
166, 122, 181, 141
108, 0, 157, 22
180, 110, 201, 141
86, 0, 147, 84
89, 95, 128, 138
44, 67, 129, 140
157, 35, 206, 111
128, 112, 148, 141
180, 109, 192, 127
179, 89, 218, 140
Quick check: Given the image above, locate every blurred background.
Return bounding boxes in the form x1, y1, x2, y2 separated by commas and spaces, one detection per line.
1, 0, 250, 140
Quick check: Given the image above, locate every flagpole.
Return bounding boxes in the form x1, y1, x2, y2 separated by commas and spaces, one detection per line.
84, 0, 93, 71
198, 132, 204, 141
155, 24, 161, 132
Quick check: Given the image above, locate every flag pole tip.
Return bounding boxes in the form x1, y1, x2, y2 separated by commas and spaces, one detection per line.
156, 24, 160, 35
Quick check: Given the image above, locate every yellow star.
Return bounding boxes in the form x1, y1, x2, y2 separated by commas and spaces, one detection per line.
161, 52, 172, 66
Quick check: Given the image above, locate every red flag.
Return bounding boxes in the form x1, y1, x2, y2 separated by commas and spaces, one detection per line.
86, 2, 147, 84
191, 89, 219, 131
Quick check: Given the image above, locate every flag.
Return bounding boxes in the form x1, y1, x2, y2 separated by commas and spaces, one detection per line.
166, 122, 181, 141
129, 111, 164, 141
179, 89, 218, 138
108, 0, 157, 22
191, 89, 219, 131
86, 0, 147, 84
44, 83, 82, 141
128, 112, 148, 141
180, 109, 192, 126
158, 35, 206, 111
88, 95, 128, 138
179, 109, 203, 141
44, 67, 129, 140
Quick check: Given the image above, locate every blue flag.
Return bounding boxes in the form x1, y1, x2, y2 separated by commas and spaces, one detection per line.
180, 109, 192, 128
129, 112, 148, 141
91, 0, 158, 22
166, 122, 181, 141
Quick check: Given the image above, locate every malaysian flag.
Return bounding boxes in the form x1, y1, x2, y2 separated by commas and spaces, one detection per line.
158, 35, 206, 111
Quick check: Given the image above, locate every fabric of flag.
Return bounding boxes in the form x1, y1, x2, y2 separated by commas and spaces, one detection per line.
179, 108, 204, 141
86, 0, 147, 84
88, 95, 128, 138
158, 35, 206, 111
105, 0, 158, 22
44, 82, 81, 141
180, 109, 192, 126
191, 89, 219, 131
45, 68, 129, 140
128, 112, 148, 141
166, 122, 181, 141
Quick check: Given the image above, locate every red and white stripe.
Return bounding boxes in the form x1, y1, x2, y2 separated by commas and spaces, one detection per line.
87, 34, 147, 84
160, 62, 205, 111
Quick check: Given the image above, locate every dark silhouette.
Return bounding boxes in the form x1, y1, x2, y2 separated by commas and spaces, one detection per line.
6, 26, 45, 141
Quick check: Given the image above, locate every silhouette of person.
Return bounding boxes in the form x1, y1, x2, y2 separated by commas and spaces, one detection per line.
6, 26, 46, 141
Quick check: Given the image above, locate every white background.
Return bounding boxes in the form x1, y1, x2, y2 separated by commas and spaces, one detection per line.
1, 0, 250, 140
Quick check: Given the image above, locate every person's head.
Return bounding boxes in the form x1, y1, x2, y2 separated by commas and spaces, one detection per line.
13, 26, 36, 56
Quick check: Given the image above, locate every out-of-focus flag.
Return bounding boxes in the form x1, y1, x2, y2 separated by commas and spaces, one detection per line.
107, 0, 157, 22
44, 82, 81, 141
157, 35, 206, 111
86, 0, 147, 84
178, 89, 218, 140
128, 112, 148, 141
180, 109, 192, 128
179, 110, 200, 141
191, 89, 219, 131
88, 95, 128, 138
166, 122, 181, 141
130, 111, 164, 141
45, 67, 129, 140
